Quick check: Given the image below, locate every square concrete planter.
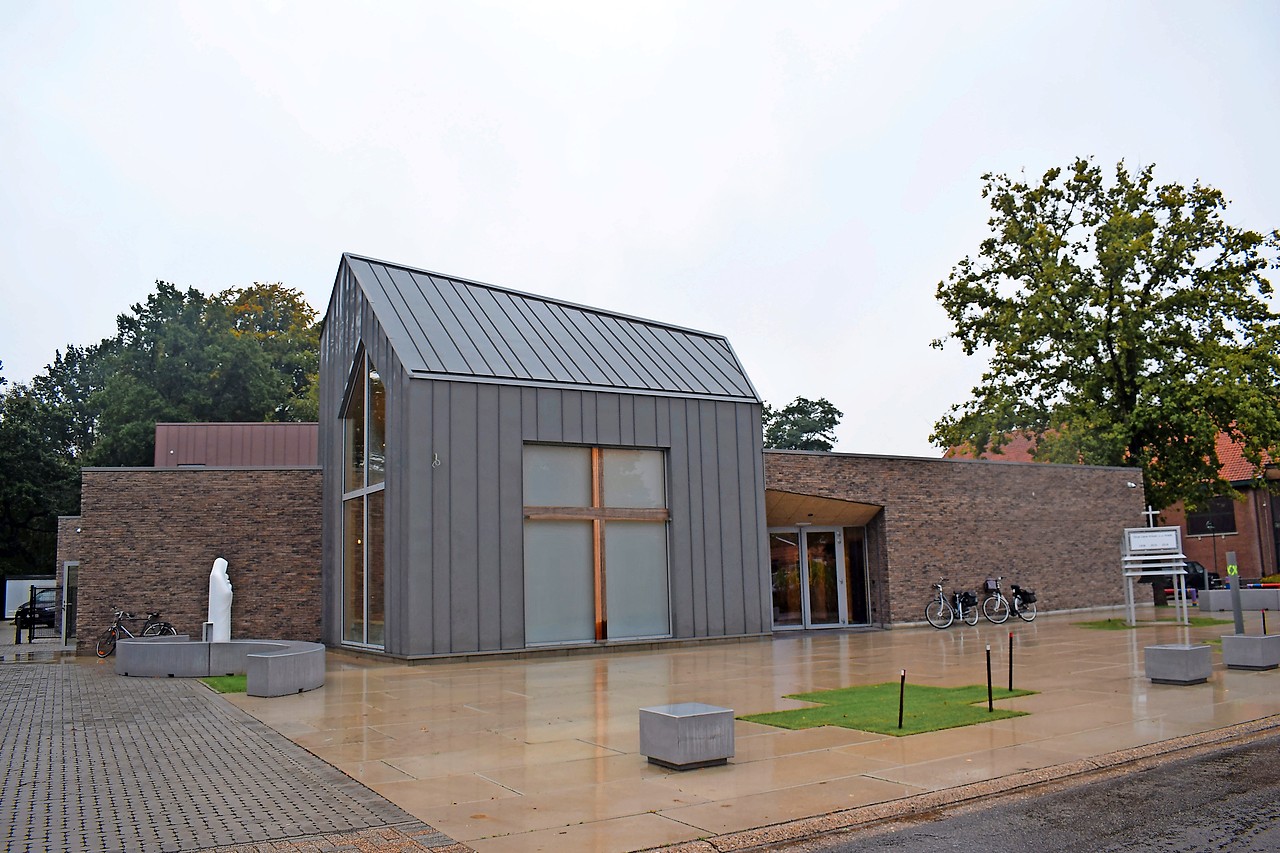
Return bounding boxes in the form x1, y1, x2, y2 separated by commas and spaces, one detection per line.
639, 702, 734, 770
1144, 644, 1213, 685
1221, 634, 1280, 671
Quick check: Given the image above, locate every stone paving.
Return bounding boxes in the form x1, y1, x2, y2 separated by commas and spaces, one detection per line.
0, 659, 459, 853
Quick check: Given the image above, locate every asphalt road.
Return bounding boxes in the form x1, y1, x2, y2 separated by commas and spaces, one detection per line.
785, 730, 1280, 853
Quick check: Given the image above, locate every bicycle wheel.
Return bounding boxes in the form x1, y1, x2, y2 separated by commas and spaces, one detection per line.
961, 602, 979, 625
142, 621, 176, 637
95, 629, 117, 658
158, 623, 177, 636
1015, 599, 1038, 622
982, 595, 1010, 624
925, 600, 953, 629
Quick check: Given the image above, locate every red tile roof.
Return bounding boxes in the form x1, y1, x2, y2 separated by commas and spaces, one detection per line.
1216, 432, 1273, 483
948, 430, 1273, 483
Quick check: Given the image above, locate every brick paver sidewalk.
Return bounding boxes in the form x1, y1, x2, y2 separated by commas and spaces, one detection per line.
0, 661, 461, 853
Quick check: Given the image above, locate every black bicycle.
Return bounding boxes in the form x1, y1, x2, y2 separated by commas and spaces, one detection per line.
95, 610, 177, 658
1009, 584, 1038, 622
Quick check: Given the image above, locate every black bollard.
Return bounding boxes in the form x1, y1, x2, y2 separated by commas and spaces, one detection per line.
1008, 631, 1014, 691
986, 644, 993, 712
898, 669, 906, 729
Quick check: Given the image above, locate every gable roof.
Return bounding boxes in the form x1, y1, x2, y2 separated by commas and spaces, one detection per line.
340, 253, 759, 402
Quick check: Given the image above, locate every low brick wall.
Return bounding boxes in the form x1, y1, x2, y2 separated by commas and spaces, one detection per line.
765, 451, 1148, 623
74, 467, 322, 654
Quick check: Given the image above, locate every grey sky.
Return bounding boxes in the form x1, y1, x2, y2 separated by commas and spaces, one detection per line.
2, 1, 1277, 456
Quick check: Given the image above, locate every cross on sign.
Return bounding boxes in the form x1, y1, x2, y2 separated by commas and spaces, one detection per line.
1143, 506, 1161, 528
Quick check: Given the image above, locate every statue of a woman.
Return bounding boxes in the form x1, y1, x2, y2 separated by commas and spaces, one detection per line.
208, 558, 233, 642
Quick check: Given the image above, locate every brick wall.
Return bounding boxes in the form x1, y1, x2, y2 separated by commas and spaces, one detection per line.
765, 451, 1148, 623
1162, 489, 1278, 579
74, 468, 322, 653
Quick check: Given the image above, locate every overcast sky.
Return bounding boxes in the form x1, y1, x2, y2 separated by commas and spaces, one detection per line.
2, 1, 1277, 457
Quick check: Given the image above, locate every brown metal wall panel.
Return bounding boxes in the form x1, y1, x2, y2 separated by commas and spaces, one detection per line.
154, 423, 319, 467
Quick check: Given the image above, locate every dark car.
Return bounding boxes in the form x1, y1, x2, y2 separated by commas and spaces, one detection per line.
1183, 560, 1222, 591
14, 588, 57, 630
1138, 561, 1221, 591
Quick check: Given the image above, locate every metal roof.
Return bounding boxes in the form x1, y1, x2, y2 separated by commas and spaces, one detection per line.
341, 254, 760, 402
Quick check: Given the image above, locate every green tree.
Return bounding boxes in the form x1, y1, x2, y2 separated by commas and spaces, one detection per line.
931, 158, 1280, 509
763, 396, 843, 451
219, 282, 320, 421
0, 365, 80, 576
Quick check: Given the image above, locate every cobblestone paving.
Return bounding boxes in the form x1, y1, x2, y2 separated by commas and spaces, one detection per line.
0, 661, 460, 853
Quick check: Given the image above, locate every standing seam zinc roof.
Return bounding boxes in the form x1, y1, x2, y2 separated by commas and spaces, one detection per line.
341, 254, 760, 402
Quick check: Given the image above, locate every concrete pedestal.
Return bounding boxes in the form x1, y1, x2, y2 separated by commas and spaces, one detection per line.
1221, 634, 1280, 671
639, 702, 734, 770
1144, 644, 1213, 684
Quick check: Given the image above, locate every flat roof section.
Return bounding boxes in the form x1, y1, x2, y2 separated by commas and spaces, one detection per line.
765, 489, 882, 527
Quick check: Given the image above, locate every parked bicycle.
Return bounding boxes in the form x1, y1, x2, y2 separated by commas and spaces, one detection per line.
1009, 584, 1038, 622
981, 577, 1038, 623
95, 610, 177, 658
925, 579, 979, 628
982, 577, 1011, 624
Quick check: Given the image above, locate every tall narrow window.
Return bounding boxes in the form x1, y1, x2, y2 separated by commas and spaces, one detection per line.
523, 445, 671, 645
342, 353, 386, 648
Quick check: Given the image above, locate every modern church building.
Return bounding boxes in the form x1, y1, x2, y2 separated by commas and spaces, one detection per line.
60, 255, 1146, 658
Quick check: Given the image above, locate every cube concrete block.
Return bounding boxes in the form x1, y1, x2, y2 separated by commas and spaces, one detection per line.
639, 702, 734, 770
1144, 644, 1213, 684
1221, 634, 1280, 671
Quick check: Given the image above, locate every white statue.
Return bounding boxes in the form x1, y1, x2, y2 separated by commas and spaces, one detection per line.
208, 558, 233, 642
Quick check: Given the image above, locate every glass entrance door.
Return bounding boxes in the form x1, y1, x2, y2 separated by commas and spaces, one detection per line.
769, 527, 847, 629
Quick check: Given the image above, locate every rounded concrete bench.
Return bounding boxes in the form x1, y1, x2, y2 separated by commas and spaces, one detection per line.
115, 637, 325, 697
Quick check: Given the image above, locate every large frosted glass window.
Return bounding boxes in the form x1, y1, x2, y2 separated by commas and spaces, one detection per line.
524, 521, 595, 644
523, 444, 670, 645
341, 351, 387, 649
603, 449, 665, 508
524, 445, 591, 506
605, 522, 670, 638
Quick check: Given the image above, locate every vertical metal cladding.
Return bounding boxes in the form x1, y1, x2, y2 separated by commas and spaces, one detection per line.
320, 255, 767, 657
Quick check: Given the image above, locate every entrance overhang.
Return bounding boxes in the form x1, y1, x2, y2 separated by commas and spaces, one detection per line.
765, 489, 882, 528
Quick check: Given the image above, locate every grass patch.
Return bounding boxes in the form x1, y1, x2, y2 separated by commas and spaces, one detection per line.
1074, 616, 1234, 631
200, 674, 247, 693
739, 682, 1035, 737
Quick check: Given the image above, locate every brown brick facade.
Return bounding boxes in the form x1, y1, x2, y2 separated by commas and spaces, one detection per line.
73, 468, 321, 653
764, 451, 1148, 623
1162, 489, 1279, 579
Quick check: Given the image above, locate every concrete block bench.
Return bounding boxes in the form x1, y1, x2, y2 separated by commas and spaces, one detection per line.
1144, 643, 1213, 685
1221, 634, 1280, 671
116, 637, 325, 697
639, 702, 734, 770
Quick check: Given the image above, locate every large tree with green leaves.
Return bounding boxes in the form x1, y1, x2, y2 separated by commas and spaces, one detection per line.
0, 282, 321, 575
931, 158, 1280, 509
0, 365, 80, 576
763, 396, 843, 451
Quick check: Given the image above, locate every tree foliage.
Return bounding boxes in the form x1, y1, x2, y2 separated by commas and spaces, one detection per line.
1, 282, 320, 574
763, 396, 843, 451
0, 364, 80, 576
932, 158, 1280, 509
